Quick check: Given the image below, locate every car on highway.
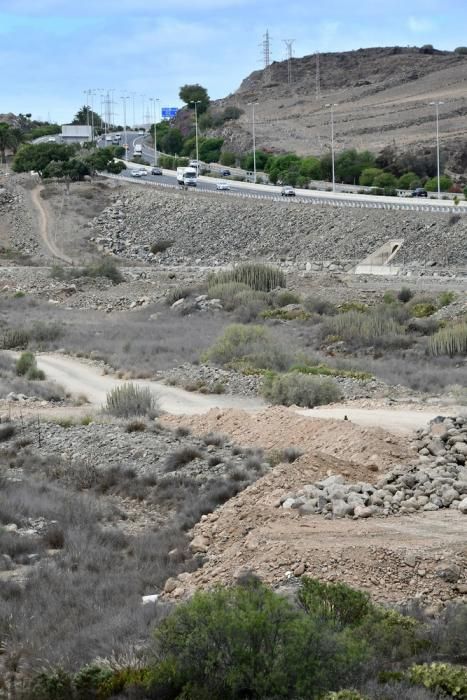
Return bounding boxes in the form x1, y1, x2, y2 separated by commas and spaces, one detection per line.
220, 169, 231, 176
216, 181, 230, 191
151, 167, 163, 175
411, 187, 428, 198
130, 169, 148, 177
281, 186, 296, 197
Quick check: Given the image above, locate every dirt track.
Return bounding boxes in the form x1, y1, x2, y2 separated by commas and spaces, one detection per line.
30, 185, 73, 264
32, 353, 463, 433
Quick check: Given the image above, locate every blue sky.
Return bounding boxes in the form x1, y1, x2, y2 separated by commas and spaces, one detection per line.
1, 0, 466, 124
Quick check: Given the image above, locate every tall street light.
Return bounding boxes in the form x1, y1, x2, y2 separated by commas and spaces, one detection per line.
190, 100, 201, 174
430, 100, 444, 199
149, 97, 159, 166
325, 103, 338, 191
121, 95, 129, 158
247, 102, 258, 184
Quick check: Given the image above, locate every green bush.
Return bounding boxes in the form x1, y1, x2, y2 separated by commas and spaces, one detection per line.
74, 664, 114, 699
83, 259, 123, 284
359, 167, 384, 186
165, 286, 192, 305
323, 692, 368, 700
409, 302, 437, 318
208, 263, 286, 292
16, 350, 36, 376
262, 308, 310, 321
203, 324, 291, 371
304, 296, 337, 316
299, 578, 371, 629
438, 291, 456, 307
1, 327, 30, 349
429, 323, 467, 357
27, 366, 46, 381
408, 663, 467, 698
28, 668, 74, 700
290, 363, 372, 381
104, 383, 158, 417
398, 287, 414, 303
273, 289, 301, 306
150, 578, 366, 700
425, 175, 453, 192
323, 309, 407, 347
262, 372, 341, 407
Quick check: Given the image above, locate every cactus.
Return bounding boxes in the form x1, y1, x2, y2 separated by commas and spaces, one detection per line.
429, 323, 467, 357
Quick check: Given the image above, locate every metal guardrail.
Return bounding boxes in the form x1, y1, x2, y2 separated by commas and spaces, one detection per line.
98, 172, 464, 215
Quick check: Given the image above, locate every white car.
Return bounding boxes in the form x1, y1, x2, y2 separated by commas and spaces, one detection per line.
216, 181, 230, 191
130, 169, 147, 177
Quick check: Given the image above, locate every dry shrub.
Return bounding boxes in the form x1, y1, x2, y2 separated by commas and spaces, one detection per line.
105, 383, 159, 418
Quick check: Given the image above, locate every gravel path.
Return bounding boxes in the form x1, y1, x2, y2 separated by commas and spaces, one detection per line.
30, 185, 73, 264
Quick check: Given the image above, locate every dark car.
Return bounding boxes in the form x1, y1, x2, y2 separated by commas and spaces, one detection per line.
411, 188, 428, 198
221, 169, 231, 176
151, 167, 162, 175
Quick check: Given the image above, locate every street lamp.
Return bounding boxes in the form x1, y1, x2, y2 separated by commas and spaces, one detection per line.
190, 100, 201, 174
121, 95, 129, 158
149, 97, 160, 166
247, 102, 258, 184
325, 103, 338, 192
429, 100, 444, 198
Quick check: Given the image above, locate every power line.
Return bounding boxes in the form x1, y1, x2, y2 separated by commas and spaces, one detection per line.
283, 40, 295, 84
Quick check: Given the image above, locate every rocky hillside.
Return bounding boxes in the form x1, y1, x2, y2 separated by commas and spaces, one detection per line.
209, 46, 467, 171
90, 187, 467, 269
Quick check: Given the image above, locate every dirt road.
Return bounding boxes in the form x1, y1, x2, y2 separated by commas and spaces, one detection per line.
35, 353, 266, 415
33, 353, 462, 432
30, 185, 73, 264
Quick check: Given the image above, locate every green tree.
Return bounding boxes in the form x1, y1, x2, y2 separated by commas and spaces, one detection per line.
179, 84, 210, 114
397, 171, 419, 189
72, 105, 102, 128
0, 122, 23, 163
199, 137, 224, 163
359, 167, 384, 186
161, 128, 184, 155
335, 149, 375, 184
220, 151, 236, 166
300, 156, 322, 180
12, 142, 76, 173
425, 174, 453, 192
241, 150, 270, 171
373, 171, 397, 188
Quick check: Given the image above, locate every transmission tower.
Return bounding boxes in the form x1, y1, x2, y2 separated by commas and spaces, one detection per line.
261, 29, 271, 69
283, 39, 295, 84
315, 51, 321, 100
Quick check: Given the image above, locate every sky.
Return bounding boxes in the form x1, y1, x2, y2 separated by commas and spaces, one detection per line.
1, 0, 467, 125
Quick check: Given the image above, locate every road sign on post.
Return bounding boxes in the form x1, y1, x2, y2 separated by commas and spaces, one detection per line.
161, 107, 178, 119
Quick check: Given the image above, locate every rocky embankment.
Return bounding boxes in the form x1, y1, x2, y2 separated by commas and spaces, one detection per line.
282, 415, 467, 518
89, 189, 467, 269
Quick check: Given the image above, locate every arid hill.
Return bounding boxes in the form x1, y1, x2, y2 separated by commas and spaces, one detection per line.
209, 46, 467, 172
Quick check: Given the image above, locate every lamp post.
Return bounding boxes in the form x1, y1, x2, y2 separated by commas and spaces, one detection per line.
190, 100, 201, 174
150, 97, 159, 166
429, 100, 444, 198
247, 102, 258, 184
121, 95, 129, 157
325, 103, 338, 192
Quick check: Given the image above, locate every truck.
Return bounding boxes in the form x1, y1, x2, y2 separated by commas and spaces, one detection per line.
134, 144, 143, 155
176, 166, 197, 187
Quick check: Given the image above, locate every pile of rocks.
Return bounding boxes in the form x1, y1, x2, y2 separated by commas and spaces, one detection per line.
89, 188, 467, 268
162, 363, 262, 398
281, 415, 467, 519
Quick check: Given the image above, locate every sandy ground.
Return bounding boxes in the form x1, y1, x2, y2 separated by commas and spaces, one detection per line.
164, 454, 467, 607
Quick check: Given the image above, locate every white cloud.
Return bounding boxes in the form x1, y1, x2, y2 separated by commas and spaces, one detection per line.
407, 16, 434, 32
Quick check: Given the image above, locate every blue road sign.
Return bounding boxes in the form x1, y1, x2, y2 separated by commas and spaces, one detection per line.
161, 107, 178, 119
